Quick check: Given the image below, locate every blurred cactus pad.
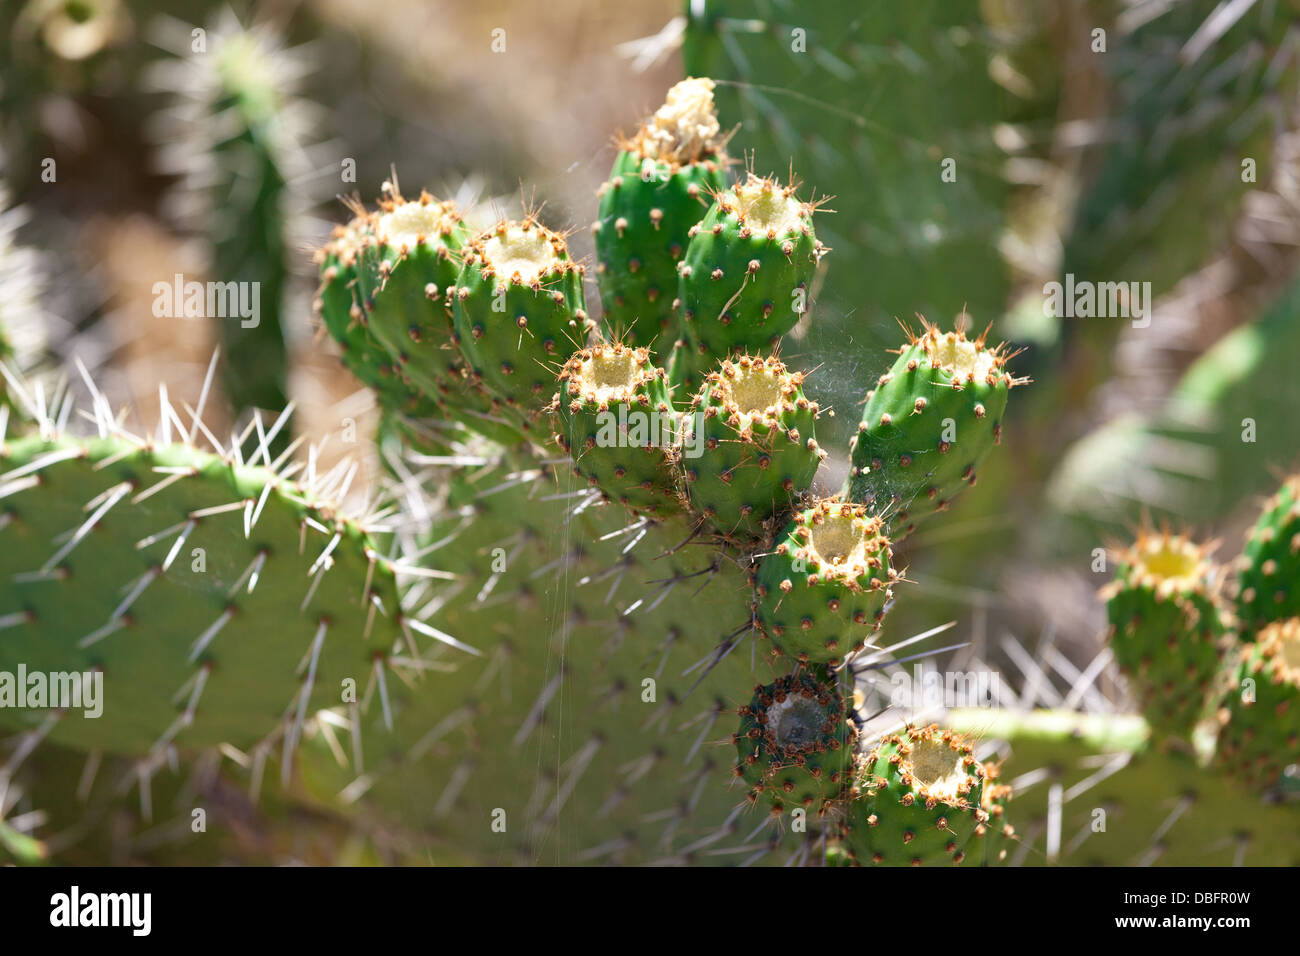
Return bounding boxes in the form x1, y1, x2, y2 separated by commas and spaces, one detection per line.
0, 0, 1297, 868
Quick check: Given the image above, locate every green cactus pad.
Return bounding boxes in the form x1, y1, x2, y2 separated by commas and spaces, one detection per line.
733, 668, 856, 817
845, 724, 988, 866
671, 172, 826, 392
0, 432, 411, 756
684, 354, 823, 543
595, 77, 728, 357
1215, 617, 1300, 786
314, 214, 441, 419
1237, 475, 1300, 639
451, 219, 590, 422
753, 500, 899, 666
1102, 528, 1227, 741
552, 342, 683, 517
845, 322, 1022, 539
945, 708, 1300, 866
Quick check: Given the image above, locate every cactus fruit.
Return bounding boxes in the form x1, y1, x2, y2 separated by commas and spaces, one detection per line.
451, 219, 590, 424
684, 354, 823, 542
753, 500, 899, 666
844, 321, 1023, 539
671, 172, 827, 393
1215, 617, 1300, 785
594, 77, 728, 357
0, 427, 410, 756
733, 668, 855, 817
1102, 528, 1227, 742
975, 760, 1015, 866
845, 724, 987, 866
552, 342, 681, 517
1236, 475, 1300, 640
313, 214, 441, 420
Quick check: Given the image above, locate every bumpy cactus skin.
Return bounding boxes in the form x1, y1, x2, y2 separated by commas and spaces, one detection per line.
594, 78, 728, 357
845, 322, 1021, 539
553, 343, 681, 517
348, 193, 470, 406
733, 669, 856, 817
452, 221, 590, 422
314, 216, 441, 419
0, 433, 407, 754
845, 725, 987, 866
753, 501, 898, 666
1237, 476, 1300, 639
1103, 529, 1226, 742
671, 173, 826, 392
1216, 617, 1300, 785
684, 355, 823, 543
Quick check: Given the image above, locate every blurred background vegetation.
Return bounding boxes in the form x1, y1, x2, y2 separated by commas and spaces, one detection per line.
3, 0, 1299, 860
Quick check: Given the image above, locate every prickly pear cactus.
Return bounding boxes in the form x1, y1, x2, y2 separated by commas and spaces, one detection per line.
684, 354, 823, 543
670, 172, 826, 393
451, 219, 590, 425
1237, 476, 1300, 639
1216, 618, 1300, 785
594, 77, 729, 357
1102, 528, 1226, 741
844, 724, 988, 866
0, 424, 410, 756
845, 322, 1023, 539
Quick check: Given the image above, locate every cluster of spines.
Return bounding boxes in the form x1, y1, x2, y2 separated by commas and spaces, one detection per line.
845, 320, 1023, 539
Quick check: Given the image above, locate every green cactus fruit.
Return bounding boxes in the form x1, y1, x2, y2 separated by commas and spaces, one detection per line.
1215, 617, 1300, 786
451, 219, 591, 423
1237, 475, 1300, 639
752, 500, 899, 666
313, 215, 441, 419
733, 668, 856, 818
671, 172, 827, 393
326, 188, 526, 445
844, 321, 1023, 539
846, 724, 988, 866
552, 342, 682, 517
974, 760, 1015, 866
594, 77, 728, 357
684, 354, 824, 543
1102, 528, 1227, 741
0, 431, 411, 756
